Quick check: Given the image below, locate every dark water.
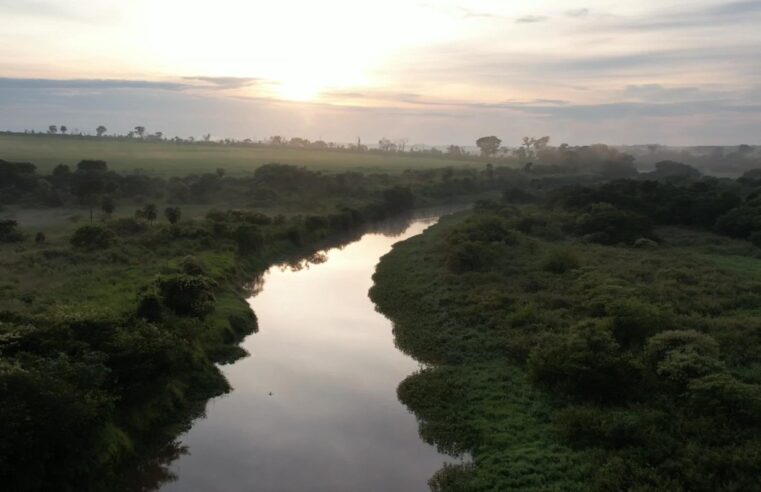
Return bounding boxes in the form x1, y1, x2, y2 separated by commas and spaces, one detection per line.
158, 213, 453, 491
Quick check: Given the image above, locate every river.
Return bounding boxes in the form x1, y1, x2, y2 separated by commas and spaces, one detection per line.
157, 211, 453, 491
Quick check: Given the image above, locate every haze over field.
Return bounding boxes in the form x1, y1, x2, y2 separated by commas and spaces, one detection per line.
1, 0, 760, 144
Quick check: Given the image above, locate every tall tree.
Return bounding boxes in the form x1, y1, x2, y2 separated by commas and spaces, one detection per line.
134, 126, 146, 138
96, 125, 107, 137
476, 136, 501, 157
48, 125, 58, 134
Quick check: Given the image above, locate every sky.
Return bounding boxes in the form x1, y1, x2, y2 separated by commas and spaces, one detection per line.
0, 0, 760, 145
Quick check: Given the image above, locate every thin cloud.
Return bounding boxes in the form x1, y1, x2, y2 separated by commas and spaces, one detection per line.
183, 76, 260, 89
565, 8, 590, 18
0, 78, 188, 91
515, 15, 549, 23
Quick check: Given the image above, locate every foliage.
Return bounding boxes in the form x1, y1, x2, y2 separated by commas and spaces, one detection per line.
156, 274, 217, 318
70, 224, 114, 249
371, 203, 761, 490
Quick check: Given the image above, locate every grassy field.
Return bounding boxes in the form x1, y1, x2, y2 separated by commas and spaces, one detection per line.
0, 133, 480, 175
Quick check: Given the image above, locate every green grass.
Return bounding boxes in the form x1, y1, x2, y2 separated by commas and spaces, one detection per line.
0, 133, 480, 176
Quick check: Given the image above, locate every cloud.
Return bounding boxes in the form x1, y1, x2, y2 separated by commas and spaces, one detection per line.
0, 78, 188, 91
182, 76, 260, 89
502, 98, 569, 106
620, 0, 761, 31
515, 15, 549, 23
565, 8, 590, 18
0, 0, 120, 23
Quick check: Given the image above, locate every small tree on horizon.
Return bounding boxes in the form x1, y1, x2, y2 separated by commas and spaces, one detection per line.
476, 136, 501, 157
60, 125, 68, 135
48, 125, 58, 134
134, 126, 146, 138
96, 125, 107, 137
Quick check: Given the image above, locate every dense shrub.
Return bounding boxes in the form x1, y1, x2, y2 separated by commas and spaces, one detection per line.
572, 203, 653, 245
136, 290, 163, 322
156, 274, 217, 318
70, 225, 114, 249
528, 321, 640, 401
609, 300, 669, 349
445, 241, 492, 273
108, 217, 148, 236
448, 214, 517, 245
234, 224, 265, 254
0, 219, 24, 243
542, 249, 579, 274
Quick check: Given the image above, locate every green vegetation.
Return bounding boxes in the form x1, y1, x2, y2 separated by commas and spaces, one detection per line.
0, 133, 481, 176
371, 174, 761, 490
0, 146, 517, 490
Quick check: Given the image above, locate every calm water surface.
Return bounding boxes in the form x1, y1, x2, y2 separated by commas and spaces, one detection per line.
160, 214, 452, 491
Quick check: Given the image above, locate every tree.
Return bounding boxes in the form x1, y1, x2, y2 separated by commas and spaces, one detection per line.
101, 196, 116, 217
203, 133, 212, 142
476, 136, 501, 157
60, 125, 68, 135
136, 203, 157, 224
48, 125, 58, 134
0, 220, 23, 242
134, 126, 146, 138
378, 138, 397, 152
164, 206, 181, 225
96, 125, 107, 137
446, 145, 464, 156
73, 161, 108, 222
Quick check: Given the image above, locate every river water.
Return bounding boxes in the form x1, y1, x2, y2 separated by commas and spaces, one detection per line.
159, 212, 451, 491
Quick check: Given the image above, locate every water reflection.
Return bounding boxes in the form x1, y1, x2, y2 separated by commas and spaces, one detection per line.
134, 206, 465, 491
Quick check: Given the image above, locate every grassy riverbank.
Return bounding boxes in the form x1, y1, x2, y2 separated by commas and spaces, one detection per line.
371, 201, 761, 490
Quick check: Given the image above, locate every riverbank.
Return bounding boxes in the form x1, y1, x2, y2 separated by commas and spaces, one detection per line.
370, 203, 761, 490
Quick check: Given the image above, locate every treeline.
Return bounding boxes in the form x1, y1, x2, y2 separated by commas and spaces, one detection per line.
0, 158, 516, 212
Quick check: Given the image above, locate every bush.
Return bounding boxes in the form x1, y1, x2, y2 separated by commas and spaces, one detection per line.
542, 249, 580, 274
235, 224, 264, 253
156, 274, 217, 318
609, 300, 669, 349
446, 241, 492, 273
179, 256, 206, 275
109, 217, 148, 236
633, 237, 658, 248
528, 321, 640, 401
644, 330, 723, 387
0, 219, 24, 243
136, 290, 162, 322
448, 215, 517, 245
70, 225, 114, 249
573, 204, 653, 245
34, 232, 46, 244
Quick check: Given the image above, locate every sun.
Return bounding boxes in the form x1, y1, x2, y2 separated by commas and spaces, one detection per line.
277, 79, 322, 102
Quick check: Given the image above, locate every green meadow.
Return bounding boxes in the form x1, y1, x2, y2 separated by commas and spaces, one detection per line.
0, 133, 480, 176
